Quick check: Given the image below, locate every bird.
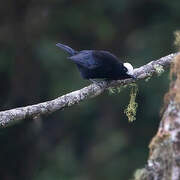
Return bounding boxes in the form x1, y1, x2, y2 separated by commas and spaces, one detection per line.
56, 42, 135, 83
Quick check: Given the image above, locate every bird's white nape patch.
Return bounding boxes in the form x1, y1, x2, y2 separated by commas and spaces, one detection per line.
123, 63, 134, 75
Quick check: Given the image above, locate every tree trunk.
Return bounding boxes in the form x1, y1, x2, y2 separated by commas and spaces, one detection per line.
133, 53, 180, 180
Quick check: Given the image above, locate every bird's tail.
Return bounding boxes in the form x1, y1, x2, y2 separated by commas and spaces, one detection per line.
56, 43, 77, 55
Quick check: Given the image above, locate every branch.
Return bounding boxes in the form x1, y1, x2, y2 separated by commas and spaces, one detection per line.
0, 53, 178, 126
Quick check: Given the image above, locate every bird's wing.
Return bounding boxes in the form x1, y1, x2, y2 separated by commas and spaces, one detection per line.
69, 50, 122, 70
92, 50, 122, 66
68, 50, 99, 69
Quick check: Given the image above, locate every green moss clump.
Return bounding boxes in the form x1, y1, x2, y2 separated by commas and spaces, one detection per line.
132, 168, 149, 180
124, 84, 138, 122
174, 30, 180, 49
108, 87, 116, 94
154, 64, 164, 76
145, 76, 151, 82
108, 85, 127, 95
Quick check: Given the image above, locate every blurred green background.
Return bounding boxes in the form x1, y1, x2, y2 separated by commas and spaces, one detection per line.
0, 0, 179, 179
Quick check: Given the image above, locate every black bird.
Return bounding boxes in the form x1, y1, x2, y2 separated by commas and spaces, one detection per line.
56, 43, 135, 82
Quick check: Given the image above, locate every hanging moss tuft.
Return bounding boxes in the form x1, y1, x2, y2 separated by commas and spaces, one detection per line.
124, 84, 138, 122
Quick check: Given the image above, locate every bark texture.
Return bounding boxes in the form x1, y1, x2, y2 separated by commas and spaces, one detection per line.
0, 53, 178, 126
133, 53, 180, 180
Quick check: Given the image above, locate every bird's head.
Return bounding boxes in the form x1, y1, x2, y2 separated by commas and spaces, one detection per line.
123, 63, 136, 79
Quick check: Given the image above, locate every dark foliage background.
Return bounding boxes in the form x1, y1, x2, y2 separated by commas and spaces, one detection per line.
0, 0, 179, 179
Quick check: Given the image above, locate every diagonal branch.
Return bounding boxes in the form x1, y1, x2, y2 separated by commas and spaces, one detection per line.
0, 53, 178, 126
